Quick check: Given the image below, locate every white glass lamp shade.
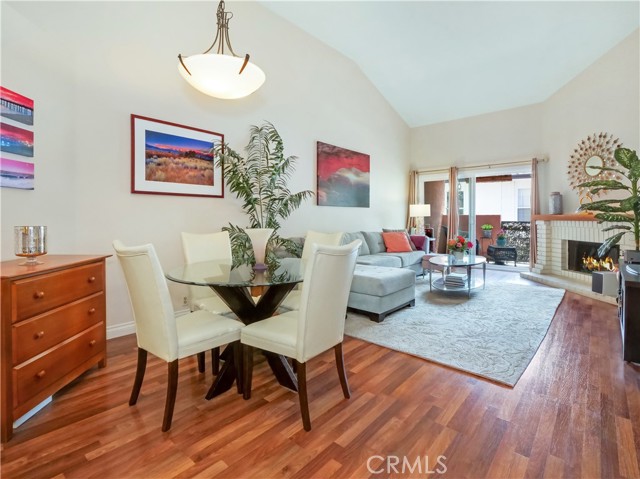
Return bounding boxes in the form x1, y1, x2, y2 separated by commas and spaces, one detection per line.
178, 54, 265, 100
245, 228, 273, 267
409, 204, 431, 218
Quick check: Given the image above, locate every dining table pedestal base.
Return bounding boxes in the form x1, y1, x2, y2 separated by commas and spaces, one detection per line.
204, 282, 301, 400
205, 344, 299, 399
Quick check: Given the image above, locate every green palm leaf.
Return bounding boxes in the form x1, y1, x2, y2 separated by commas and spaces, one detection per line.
216, 122, 314, 263
582, 147, 640, 252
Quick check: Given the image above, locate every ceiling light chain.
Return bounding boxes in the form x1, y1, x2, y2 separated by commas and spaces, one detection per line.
203, 1, 236, 57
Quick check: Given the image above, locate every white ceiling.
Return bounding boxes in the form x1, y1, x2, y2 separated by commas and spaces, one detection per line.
262, 1, 640, 127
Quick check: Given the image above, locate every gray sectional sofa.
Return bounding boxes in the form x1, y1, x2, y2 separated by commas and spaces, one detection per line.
340, 231, 425, 273
276, 230, 426, 321
337, 231, 424, 321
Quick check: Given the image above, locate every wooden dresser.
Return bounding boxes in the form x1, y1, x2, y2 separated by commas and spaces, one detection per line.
1, 255, 110, 442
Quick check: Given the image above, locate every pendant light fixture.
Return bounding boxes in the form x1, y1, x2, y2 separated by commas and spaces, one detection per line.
178, 1, 265, 100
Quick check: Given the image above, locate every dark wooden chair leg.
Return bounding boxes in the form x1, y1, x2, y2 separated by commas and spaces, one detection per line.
243, 345, 253, 400
197, 352, 205, 373
334, 343, 351, 399
129, 348, 147, 406
296, 360, 311, 431
211, 347, 220, 375
234, 343, 243, 394
162, 360, 179, 432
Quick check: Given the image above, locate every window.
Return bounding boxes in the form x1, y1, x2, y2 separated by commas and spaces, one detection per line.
517, 188, 531, 221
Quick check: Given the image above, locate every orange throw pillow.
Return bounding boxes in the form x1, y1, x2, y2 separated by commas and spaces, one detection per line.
382, 231, 413, 253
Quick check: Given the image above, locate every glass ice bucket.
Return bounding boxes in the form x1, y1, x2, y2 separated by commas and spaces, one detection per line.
14, 226, 47, 265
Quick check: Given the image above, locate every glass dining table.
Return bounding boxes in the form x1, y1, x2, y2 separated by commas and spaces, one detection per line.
166, 257, 304, 399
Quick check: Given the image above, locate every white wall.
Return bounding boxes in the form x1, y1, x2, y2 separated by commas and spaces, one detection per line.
410, 29, 640, 215
542, 29, 640, 214
1, 1, 410, 336
410, 103, 545, 170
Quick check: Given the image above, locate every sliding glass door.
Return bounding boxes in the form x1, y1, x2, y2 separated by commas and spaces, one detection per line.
418, 163, 532, 264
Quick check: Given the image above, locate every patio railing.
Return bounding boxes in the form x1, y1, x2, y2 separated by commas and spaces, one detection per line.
501, 221, 530, 264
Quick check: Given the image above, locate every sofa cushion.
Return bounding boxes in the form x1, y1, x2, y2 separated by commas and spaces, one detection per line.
383, 228, 417, 251
362, 231, 386, 254
386, 250, 426, 268
356, 254, 402, 268
409, 235, 427, 251
341, 231, 370, 256
351, 265, 415, 296
381, 232, 413, 252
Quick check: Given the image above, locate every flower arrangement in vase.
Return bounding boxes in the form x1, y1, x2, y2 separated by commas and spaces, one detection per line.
496, 229, 507, 246
447, 235, 474, 260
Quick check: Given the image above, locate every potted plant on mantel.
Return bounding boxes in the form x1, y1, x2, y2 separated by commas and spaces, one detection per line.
577, 147, 639, 259
215, 122, 314, 266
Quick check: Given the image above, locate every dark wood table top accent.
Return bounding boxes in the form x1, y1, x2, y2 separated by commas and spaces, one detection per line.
166, 258, 304, 399
1, 254, 111, 279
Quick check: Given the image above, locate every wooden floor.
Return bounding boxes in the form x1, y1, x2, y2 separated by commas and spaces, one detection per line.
1, 272, 639, 479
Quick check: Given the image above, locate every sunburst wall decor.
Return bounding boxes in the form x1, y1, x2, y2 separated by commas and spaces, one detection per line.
567, 132, 622, 201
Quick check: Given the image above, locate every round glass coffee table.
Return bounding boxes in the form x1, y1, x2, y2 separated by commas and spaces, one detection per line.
428, 254, 487, 298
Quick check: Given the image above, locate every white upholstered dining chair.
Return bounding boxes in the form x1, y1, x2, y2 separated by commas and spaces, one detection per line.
181, 231, 236, 374
241, 240, 361, 431
279, 230, 344, 311
113, 240, 244, 432
181, 231, 234, 315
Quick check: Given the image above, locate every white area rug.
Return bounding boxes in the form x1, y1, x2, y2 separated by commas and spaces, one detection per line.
345, 280, 566, 386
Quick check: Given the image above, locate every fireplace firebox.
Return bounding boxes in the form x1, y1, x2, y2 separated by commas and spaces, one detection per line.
566, 240, 619, 273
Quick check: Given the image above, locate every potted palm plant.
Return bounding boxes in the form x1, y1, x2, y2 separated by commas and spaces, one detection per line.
215, 122, 314, 266
577, 147, 639, 258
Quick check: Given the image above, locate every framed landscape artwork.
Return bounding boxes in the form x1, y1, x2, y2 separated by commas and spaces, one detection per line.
131, 114, 224, 197
0, 157, 34, 190
0, 122, 34, 157
316, 141, 370, 207
1, 87, 34, 125
0, 87, 35, 190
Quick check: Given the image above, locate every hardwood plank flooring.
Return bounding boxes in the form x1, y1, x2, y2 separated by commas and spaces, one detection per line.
1, 271, 639, 478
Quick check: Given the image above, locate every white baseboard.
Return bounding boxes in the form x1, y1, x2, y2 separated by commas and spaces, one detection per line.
107, 321, 135, 339
106, 308, 191, 340
14, 396, 52, 428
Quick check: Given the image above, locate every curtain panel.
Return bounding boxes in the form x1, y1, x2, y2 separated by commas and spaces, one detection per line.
406, 170, 418, 231
447, 167, 458, 241
529, 158, 540, 267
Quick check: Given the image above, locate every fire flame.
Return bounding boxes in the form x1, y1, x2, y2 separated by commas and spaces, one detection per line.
582, 255, 618, 272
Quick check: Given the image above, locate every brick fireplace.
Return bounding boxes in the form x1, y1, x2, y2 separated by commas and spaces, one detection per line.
521, 214, 634, 303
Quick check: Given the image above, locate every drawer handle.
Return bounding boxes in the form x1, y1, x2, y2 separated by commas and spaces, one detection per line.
88, 276, 96, 283
36, 370, 46, 379
34, 331, 45, 339
89, 340, 97, 347
34, 291, 45, 299
88, 308, 96, 315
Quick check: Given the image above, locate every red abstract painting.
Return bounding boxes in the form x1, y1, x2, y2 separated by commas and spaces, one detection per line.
317, 141, 370, 207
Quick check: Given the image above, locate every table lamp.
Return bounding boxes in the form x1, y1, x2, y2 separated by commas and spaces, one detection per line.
409, 204, 431, 235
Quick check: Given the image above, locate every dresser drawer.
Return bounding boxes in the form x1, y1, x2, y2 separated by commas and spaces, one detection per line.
13, 263, 104, 322
13, 322, 105, 408
12, 293, 105, 365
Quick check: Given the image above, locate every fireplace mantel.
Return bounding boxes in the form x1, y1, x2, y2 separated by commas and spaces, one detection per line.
532, 214, 597, 221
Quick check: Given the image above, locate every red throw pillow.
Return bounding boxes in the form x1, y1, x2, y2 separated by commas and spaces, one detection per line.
382, 231, 413, 253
